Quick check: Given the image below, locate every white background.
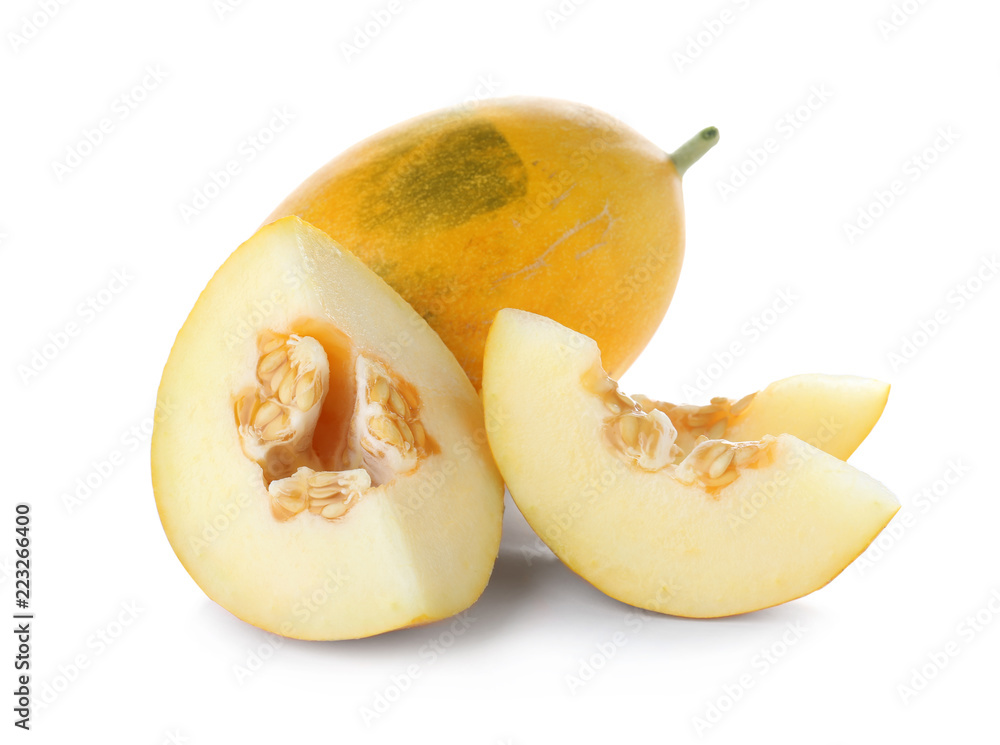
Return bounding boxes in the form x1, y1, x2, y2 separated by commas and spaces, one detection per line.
3, 0, 999, 741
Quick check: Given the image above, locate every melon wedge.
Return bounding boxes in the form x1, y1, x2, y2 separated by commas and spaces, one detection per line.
481, 309, 899, 617
152, 217, 503, 640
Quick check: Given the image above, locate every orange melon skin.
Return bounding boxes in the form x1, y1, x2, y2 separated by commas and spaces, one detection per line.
268, 97, 685, 388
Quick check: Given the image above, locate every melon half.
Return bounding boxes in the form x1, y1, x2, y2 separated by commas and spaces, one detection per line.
152, 217, 504, 639
481, 309, 899, 617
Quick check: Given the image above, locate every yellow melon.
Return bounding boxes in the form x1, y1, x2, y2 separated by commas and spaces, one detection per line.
269, 97, 717, 387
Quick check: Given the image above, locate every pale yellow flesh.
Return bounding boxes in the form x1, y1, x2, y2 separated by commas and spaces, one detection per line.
482, 309, 899, 618
152, 217, 503, 640
726, 374, 889, 460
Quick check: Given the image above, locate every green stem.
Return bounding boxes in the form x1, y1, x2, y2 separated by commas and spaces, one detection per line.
670, 127, 719, 177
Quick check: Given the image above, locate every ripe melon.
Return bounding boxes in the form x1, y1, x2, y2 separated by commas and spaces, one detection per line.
482, 309, 899, 617
152, 217, 504, 639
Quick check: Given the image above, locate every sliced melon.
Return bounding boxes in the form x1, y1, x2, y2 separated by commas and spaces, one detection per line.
481, 309, 898, 618
635, 374, 889, 461
152, 217, 504, 640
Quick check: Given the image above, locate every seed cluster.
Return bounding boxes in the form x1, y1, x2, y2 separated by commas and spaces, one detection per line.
365, 367, 426, 452
673, 436, 773, 490
592, 376, 681, 472
634, 392, 756, 456
235, 332, 329, 483
615, 410, 681, 471
256, 332, 324, 411
590, 369, 769, 488
234, 332, 432, 522
268, 466, 371, 521
346, 356, 429, 486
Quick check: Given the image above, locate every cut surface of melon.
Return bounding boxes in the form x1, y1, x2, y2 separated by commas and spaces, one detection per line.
152, 217, 503, 640
482, 309, 898, 618
635, 374, 889, 461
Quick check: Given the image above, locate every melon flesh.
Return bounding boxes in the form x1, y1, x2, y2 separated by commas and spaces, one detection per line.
152, 217, 503, 640
482, 309, 899, 618
635, 374, 889, 462
724, 374, 889, 459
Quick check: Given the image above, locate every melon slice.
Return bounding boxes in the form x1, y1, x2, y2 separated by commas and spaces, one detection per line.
634, 374, 889, 461
152, 217, 504, 640
481, 309, 898, 618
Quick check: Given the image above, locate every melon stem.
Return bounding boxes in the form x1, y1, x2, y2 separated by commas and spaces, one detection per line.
670, 127, 719, 176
